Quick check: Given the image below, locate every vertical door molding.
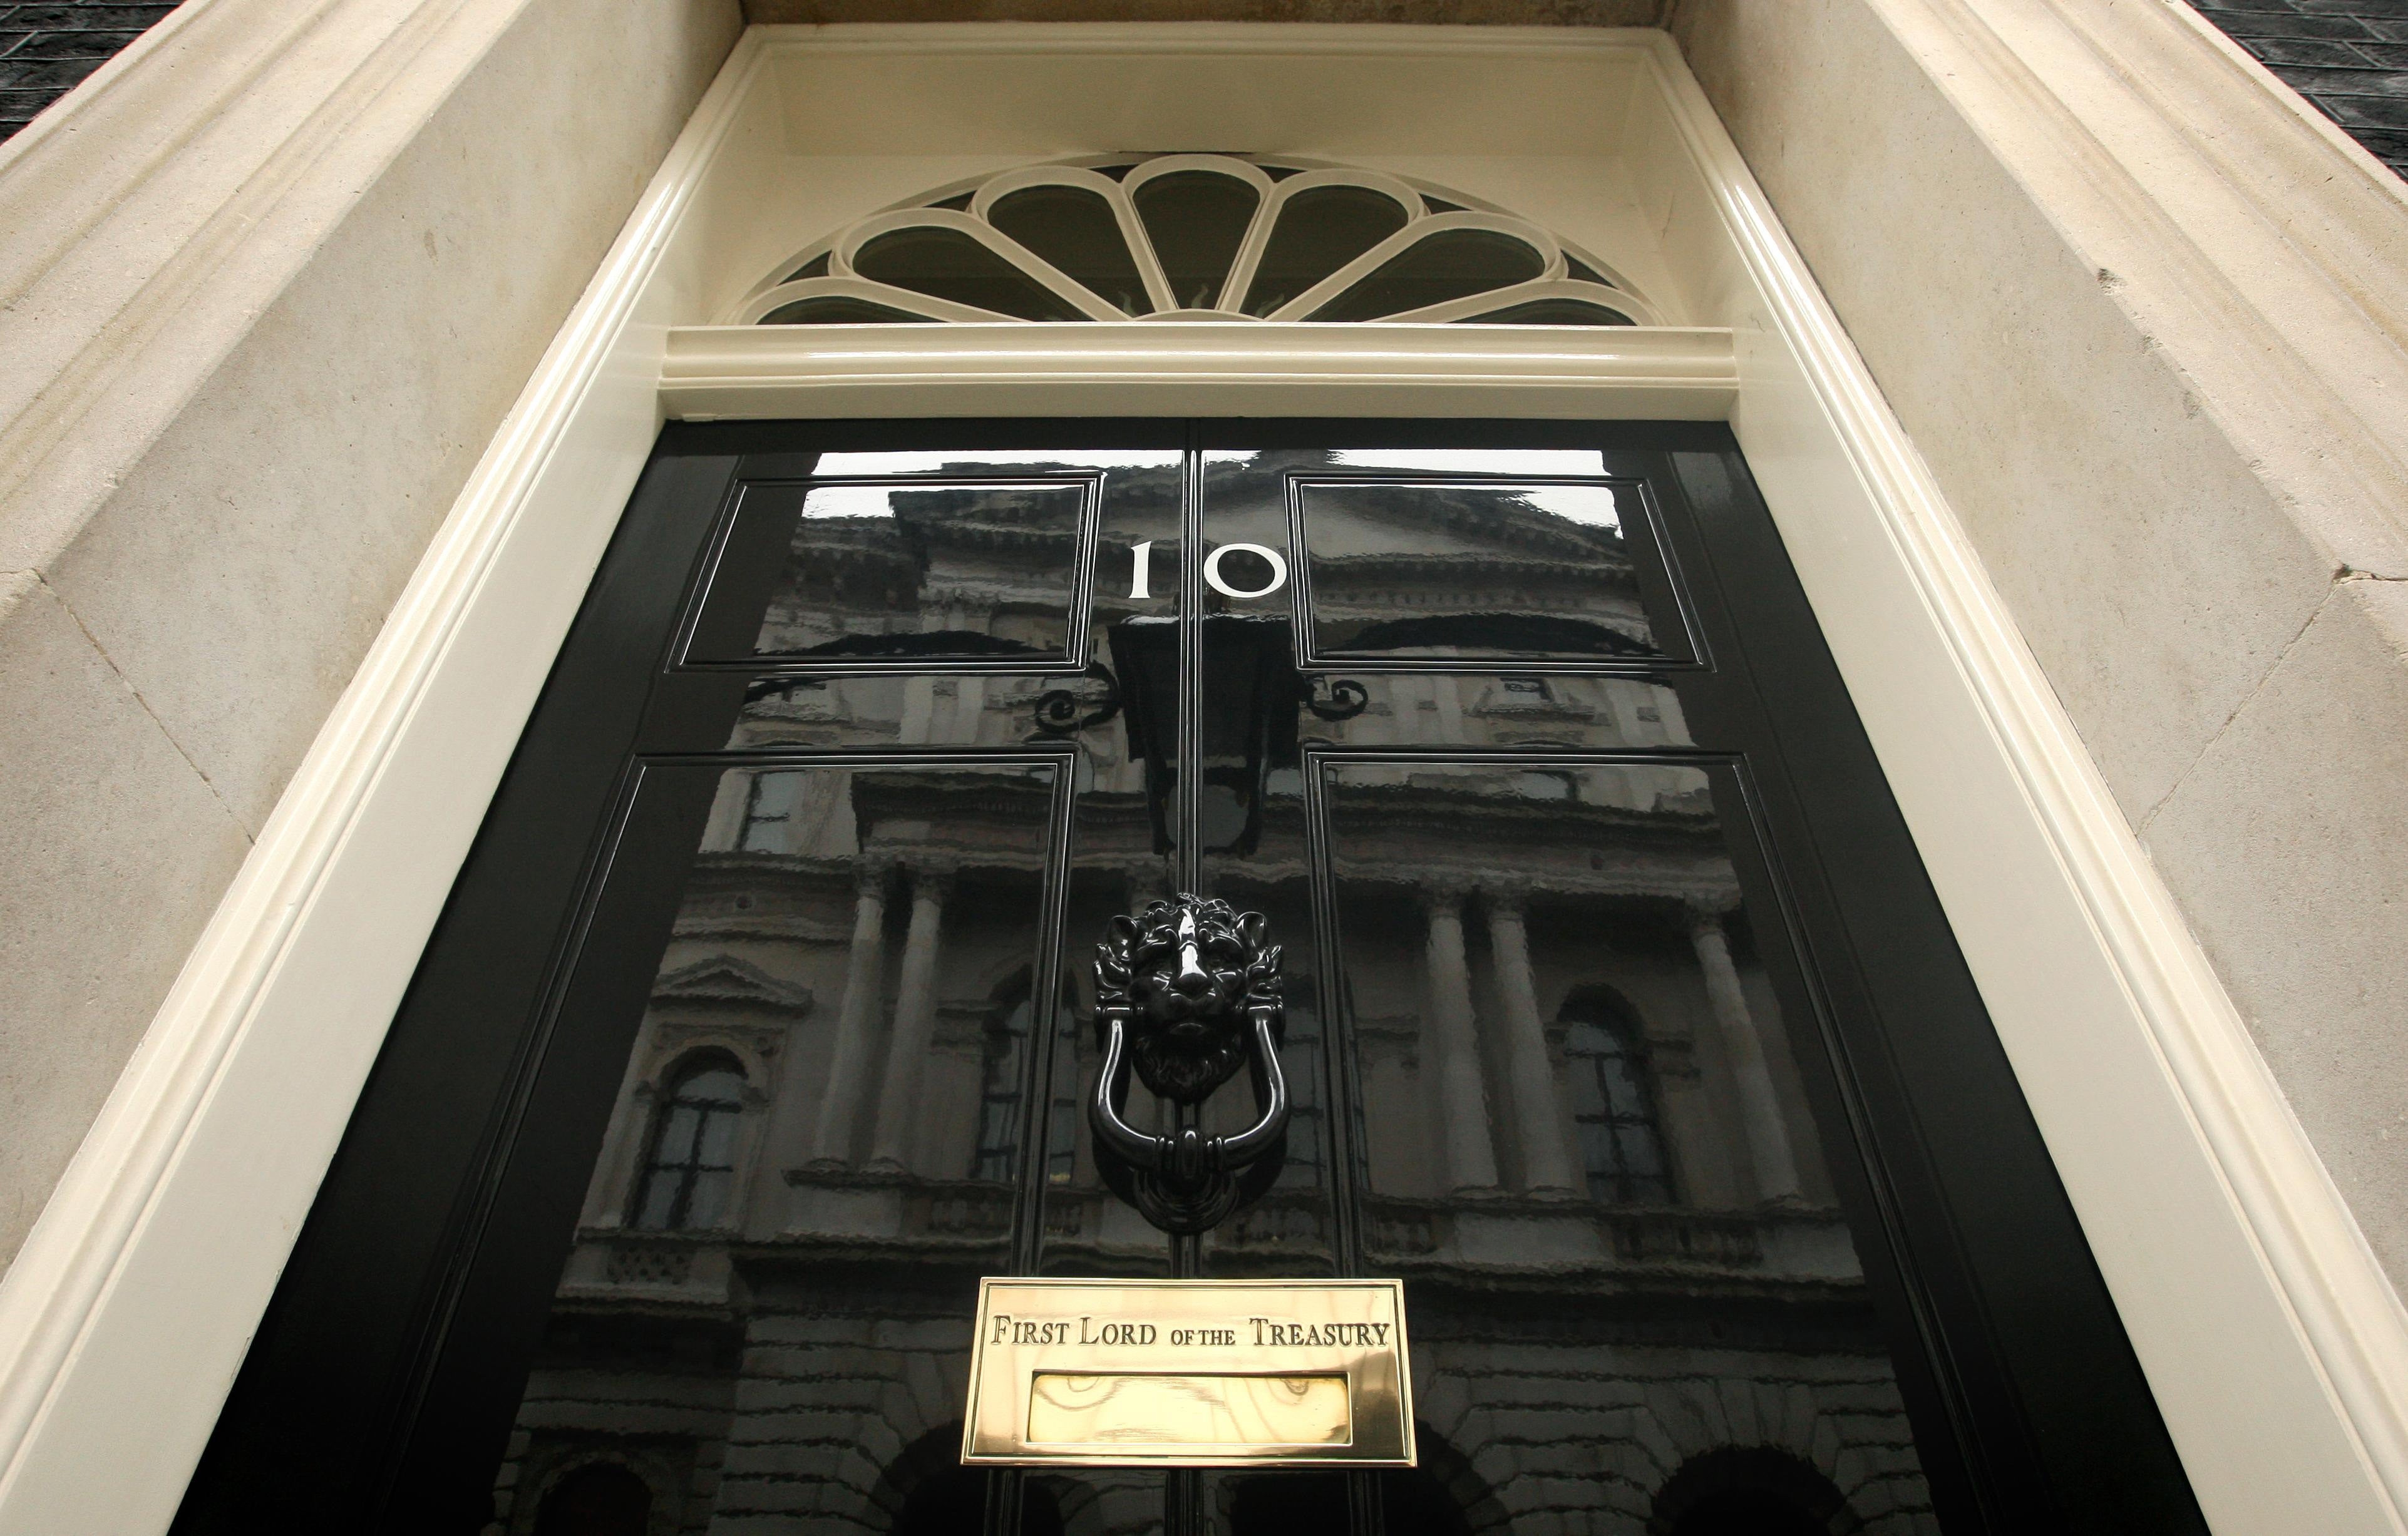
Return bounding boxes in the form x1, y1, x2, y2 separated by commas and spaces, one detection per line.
1638, 30, 2408, 1534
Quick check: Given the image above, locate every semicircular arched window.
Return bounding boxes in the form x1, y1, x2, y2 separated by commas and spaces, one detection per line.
736, 155, 1657, 329
632, 1052, 747, 1231
1559, 986, 1672, 1207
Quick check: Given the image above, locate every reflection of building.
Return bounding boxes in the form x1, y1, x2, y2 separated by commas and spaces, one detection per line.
486, 471, 1935, 1536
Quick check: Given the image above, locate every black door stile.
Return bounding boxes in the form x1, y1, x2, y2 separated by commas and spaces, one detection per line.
1661, 441, 2185, 1535
172, 421, 2204, 1536
384, 760, 729, 1519
172, 439, 751, 1528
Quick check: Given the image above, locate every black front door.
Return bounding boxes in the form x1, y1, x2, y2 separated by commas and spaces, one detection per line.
177, 422, 2203, 1536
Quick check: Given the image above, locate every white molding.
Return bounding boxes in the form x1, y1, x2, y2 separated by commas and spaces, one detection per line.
0, 27, 769, 1536
752, 21, 1670, 58
1636, 27, 2408, 1533
1, 19, 2402, 1536
661, 322, 1737, 419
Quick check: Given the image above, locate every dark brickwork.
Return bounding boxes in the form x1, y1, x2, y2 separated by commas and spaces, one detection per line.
1, 0, 2397, 173
1, 2, 181, 144
2189, 0, 2408, 179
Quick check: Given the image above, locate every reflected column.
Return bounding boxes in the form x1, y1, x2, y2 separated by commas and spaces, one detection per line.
1687, 903, 1802, 1204
1483, 886, 1579, 1195
1421, 882, 1499, 1193
870, 861, 957, 1170
809, 857, 895, 1166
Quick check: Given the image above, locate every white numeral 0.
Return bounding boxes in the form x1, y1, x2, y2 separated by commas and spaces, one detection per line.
1203, 542, 1289, 600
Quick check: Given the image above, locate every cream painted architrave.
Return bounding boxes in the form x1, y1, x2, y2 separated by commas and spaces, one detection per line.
660, 322, 1737, 419
0, 21, 2403, 1536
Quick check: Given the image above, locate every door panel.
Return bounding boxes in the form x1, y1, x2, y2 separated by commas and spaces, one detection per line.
173, 423, 2202, 1536
1317, 756, 1926, 1527
684, 476, 1097, 666
1195, 438, 1932, 1534
489, 756, 1066, 1536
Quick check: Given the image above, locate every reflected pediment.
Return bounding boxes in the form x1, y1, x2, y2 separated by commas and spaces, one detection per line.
649, 955, 814, 1018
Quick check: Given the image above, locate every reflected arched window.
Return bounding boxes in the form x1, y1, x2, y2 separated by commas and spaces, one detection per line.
981, 972, 1084, 1184
880, 1421, 1064, 1535
739, 769, 803, 852
1559, 987, 1670, 1206
974, 988, 1035, 1183
1275, 980, 1327, 1192
1651, 1446, 1847, 1536
532, 1460, 651, 1536
633, 1054, 745, 1231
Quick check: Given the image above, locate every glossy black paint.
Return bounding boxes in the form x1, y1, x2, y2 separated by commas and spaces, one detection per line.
172, 421, 2204, 1536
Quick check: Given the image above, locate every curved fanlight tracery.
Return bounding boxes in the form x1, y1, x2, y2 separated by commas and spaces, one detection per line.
736, 155, 1658, 329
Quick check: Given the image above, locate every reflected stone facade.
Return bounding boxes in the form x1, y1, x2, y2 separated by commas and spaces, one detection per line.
481, 450, 1939, 1536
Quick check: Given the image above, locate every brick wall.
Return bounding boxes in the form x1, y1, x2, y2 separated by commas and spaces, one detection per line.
1, 3, 180, 143
2189, 0, 2408, 179
8, 3, 2406, 178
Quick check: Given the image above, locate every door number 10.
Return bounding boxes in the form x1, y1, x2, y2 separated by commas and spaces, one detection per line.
1128, 540, 1290, 602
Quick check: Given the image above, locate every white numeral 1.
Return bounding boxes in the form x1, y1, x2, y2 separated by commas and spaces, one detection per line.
1128, 540, 1156, 600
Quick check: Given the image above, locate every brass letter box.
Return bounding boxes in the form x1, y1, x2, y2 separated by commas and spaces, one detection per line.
962, 1277, 1414, 1467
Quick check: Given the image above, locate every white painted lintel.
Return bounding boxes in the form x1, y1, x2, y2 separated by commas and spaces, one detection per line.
661, 322, 1738, 420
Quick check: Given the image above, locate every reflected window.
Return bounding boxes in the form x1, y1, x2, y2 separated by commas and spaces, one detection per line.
633, 1055, 746, 1231
1667, 1490, 1828, 1536
1046, 1000, 1082, 1187
1560, 988, 1670, 1205
979, 971, 1083, 1190
1277, 1007, 1327, 1191
532, 1460, 651, 1536
689, 477, 1093, 666
1295, 479, 1675, 663
1653, 1446, 1848, 1536
974, 990, 1036, 1183
739, 769, 802, 852
1513, 769, 1577, 801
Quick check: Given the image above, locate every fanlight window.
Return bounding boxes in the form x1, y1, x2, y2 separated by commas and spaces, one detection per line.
737, 155, 1657, 329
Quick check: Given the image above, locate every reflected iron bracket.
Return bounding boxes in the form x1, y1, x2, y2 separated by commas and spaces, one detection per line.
1301, 675, 1369, 722
1031, 660, 1124, 737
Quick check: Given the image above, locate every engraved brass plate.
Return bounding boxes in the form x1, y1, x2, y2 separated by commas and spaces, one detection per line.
962, 1278, 1414, 1467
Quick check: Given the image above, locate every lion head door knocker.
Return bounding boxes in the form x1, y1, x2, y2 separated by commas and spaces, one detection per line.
1090, 895, 1289, 1235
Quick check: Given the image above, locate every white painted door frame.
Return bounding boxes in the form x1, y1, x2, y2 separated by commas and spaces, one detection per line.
0, 24, 2402, 1536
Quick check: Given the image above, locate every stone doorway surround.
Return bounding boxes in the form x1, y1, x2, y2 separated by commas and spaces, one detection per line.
0, 9, 2404, 1536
